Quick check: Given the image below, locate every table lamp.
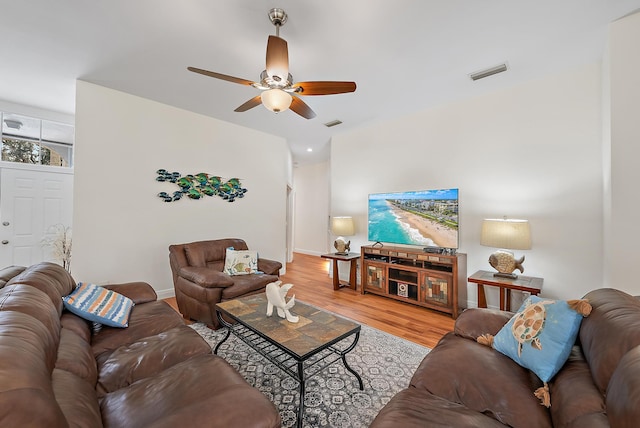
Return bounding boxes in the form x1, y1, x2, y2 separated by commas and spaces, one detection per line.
480, 218, 531, 279
331, 216, 355, 255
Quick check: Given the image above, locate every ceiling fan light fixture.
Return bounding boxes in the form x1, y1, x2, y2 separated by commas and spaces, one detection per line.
187, 8, 355, 120
261, 88, 292, 113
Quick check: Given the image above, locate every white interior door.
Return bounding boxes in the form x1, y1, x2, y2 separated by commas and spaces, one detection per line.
0, 166, 74, 268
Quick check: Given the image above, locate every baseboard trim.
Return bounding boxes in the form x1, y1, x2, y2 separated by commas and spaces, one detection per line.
156, 288, 175, 300
293, 249, 325, 257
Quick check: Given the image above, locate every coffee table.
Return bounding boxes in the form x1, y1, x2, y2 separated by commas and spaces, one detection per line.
215, 293, 364, 428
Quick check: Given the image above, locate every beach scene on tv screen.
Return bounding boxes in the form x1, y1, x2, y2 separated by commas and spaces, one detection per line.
368, 188, 459, 248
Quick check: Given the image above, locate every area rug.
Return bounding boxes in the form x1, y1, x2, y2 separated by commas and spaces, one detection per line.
190, 318, 430, 428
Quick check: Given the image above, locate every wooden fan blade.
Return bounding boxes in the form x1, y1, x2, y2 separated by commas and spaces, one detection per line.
234, 95, 263, 112
290, 96, 316, 119
187, 67, 255, 86
266, 35, 289, 80
292, 81, 357, 96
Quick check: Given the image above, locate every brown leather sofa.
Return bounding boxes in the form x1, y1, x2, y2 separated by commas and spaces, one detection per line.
371, 288, 640, 427
169, 238, 282, 328
0, 262, 281, 428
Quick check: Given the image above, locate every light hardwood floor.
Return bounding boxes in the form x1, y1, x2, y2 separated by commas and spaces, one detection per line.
165, 252, 454, 349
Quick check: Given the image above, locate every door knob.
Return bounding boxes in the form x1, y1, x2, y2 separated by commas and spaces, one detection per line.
2, 222, 8, 226
1, 240, 8, 245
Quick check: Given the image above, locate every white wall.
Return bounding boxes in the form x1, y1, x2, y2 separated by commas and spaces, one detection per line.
606, 11, 640, 291
330, 62, 606, 307
73, 81, 290, 298
292, 161, 330, 255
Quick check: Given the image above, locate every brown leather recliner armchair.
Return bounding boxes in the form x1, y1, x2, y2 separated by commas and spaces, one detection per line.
169, 238, 282, 328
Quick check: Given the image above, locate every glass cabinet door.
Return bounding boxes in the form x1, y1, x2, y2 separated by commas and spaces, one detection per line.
364, 263, 386, 292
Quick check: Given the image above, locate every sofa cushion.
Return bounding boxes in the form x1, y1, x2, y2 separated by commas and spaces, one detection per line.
492, 296, 589, 383
56, 328, 98, 385
63, 282, 134, 328
179, 266, 234, 288
370, 387, 507, 428
410, 332, 552, 427
52, 368, 103, 428
223, 248, 258, 275
95, 325, 211, 396
221, 274, 279, 300
60, 312, 92, 343
100, 354, 281, 428
548, 346, 607, 427
91, 300, 186, 357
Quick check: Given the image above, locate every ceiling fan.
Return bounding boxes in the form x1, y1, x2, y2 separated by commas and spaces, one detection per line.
188, 8, 356, 119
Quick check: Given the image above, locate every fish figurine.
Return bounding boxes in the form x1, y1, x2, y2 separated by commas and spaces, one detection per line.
334, 238, 351, 254
489, 250, 525, 275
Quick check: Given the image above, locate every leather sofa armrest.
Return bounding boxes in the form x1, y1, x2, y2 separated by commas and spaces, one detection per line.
178, 266, 234, 288
258, 258, 282, 276
454, 308, 514, 340
103, 281, 158, 304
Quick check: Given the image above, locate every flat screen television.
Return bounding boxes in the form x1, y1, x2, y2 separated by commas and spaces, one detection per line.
368, 188, 459, 249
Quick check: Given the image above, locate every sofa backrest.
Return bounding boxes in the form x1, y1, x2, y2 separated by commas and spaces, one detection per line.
6, 262, 75, 311
0, 265, 26, 288
0, 284, 68, 426
169, 238, 249, 271
0, 263, 102, 427
580, 288, 640, 395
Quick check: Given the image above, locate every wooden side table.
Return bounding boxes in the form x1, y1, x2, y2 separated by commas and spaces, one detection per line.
321, 252, 360, 290
468, 270, 543, 311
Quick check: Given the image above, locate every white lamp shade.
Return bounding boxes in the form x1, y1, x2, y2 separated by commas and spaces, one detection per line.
331, 216, 355, 236
261, 89, 292, 113
480, 218, 531, 250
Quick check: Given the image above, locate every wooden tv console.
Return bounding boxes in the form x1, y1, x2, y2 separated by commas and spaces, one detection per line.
360, 245, 467, 318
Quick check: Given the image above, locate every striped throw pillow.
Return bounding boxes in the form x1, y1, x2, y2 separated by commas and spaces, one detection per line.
63, 282, 134, 328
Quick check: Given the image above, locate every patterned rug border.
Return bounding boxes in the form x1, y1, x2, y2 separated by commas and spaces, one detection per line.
190, 301, 431, 428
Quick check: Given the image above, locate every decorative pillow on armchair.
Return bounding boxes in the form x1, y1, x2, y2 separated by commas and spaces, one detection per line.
63, 282, 134, 328
223, 248, 259, 275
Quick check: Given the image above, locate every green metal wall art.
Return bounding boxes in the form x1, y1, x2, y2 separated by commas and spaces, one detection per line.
155, 169, 248, 203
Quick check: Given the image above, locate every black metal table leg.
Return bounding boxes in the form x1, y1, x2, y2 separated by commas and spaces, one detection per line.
213, 311, 232, 355
341, 331, 364, 390
215, 299, 365, 427
296, 360, 305, 428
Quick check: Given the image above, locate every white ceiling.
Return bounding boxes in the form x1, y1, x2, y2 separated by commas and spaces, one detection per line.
2, 1, 639, 165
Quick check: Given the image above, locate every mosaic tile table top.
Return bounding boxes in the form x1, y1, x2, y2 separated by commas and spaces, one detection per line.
216, 293, 360, 359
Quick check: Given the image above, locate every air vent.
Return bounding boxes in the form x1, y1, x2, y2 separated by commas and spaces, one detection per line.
324, 119, 343, 128
469, 63, 508, 81
3, 119, 23, 129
